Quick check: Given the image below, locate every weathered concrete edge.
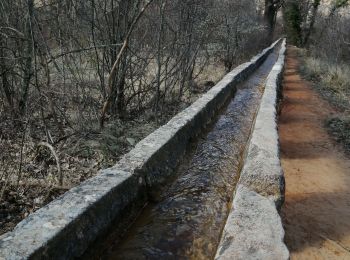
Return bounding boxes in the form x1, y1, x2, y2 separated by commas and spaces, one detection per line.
215, 39, 289, 260
0, 40, 281, 260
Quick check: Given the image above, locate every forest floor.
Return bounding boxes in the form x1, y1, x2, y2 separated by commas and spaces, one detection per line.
280, 46, 350, 259
0, 62, 225, 236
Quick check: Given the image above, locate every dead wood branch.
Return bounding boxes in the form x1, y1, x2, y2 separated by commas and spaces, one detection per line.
37, 142, 63, 186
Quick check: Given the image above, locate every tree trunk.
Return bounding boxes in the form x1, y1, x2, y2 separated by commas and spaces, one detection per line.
303, 0, 321, 46
264, 0, 278, 37
0, 38, 14, 111
19, 0, 35, 115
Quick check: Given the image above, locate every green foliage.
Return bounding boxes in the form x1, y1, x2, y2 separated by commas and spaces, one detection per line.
284, 2, 302, 46
314, 0, 321, 6
333, 0, 349, 9
330, 0, 349, 15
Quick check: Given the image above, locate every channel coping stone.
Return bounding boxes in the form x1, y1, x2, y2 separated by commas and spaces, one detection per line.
215, 185, 289, 260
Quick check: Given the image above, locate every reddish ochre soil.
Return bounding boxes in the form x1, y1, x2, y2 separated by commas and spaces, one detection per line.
279, 46, 350, 259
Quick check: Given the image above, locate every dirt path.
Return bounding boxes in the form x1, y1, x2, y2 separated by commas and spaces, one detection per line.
279, 46, 350, 259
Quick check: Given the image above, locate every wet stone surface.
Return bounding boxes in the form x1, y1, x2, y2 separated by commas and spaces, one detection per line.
86, 47, 281, 260
216, 41, 289, 260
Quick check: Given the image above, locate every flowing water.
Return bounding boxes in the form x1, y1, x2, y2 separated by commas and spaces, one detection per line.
85, 46, 280, 260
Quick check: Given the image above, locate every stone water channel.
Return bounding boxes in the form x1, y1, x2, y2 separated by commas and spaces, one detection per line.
84, 45, 281, 260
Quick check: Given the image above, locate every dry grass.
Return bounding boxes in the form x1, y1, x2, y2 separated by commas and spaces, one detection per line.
326, 117, 350, 154
0, 42, 264, 235
299, 52, 350, 154
0, 56, 226, 236
301, 56, 350, 111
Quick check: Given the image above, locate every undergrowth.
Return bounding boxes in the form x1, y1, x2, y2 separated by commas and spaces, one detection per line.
300, 56, 350, 111
326, 117, 350, 154
299, 51, 350, 154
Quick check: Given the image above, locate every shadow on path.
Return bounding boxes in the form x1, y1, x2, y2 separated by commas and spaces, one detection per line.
279, 46, 350, 260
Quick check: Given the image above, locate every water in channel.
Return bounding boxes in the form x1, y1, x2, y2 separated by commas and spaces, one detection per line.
86, 45, 280, 260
